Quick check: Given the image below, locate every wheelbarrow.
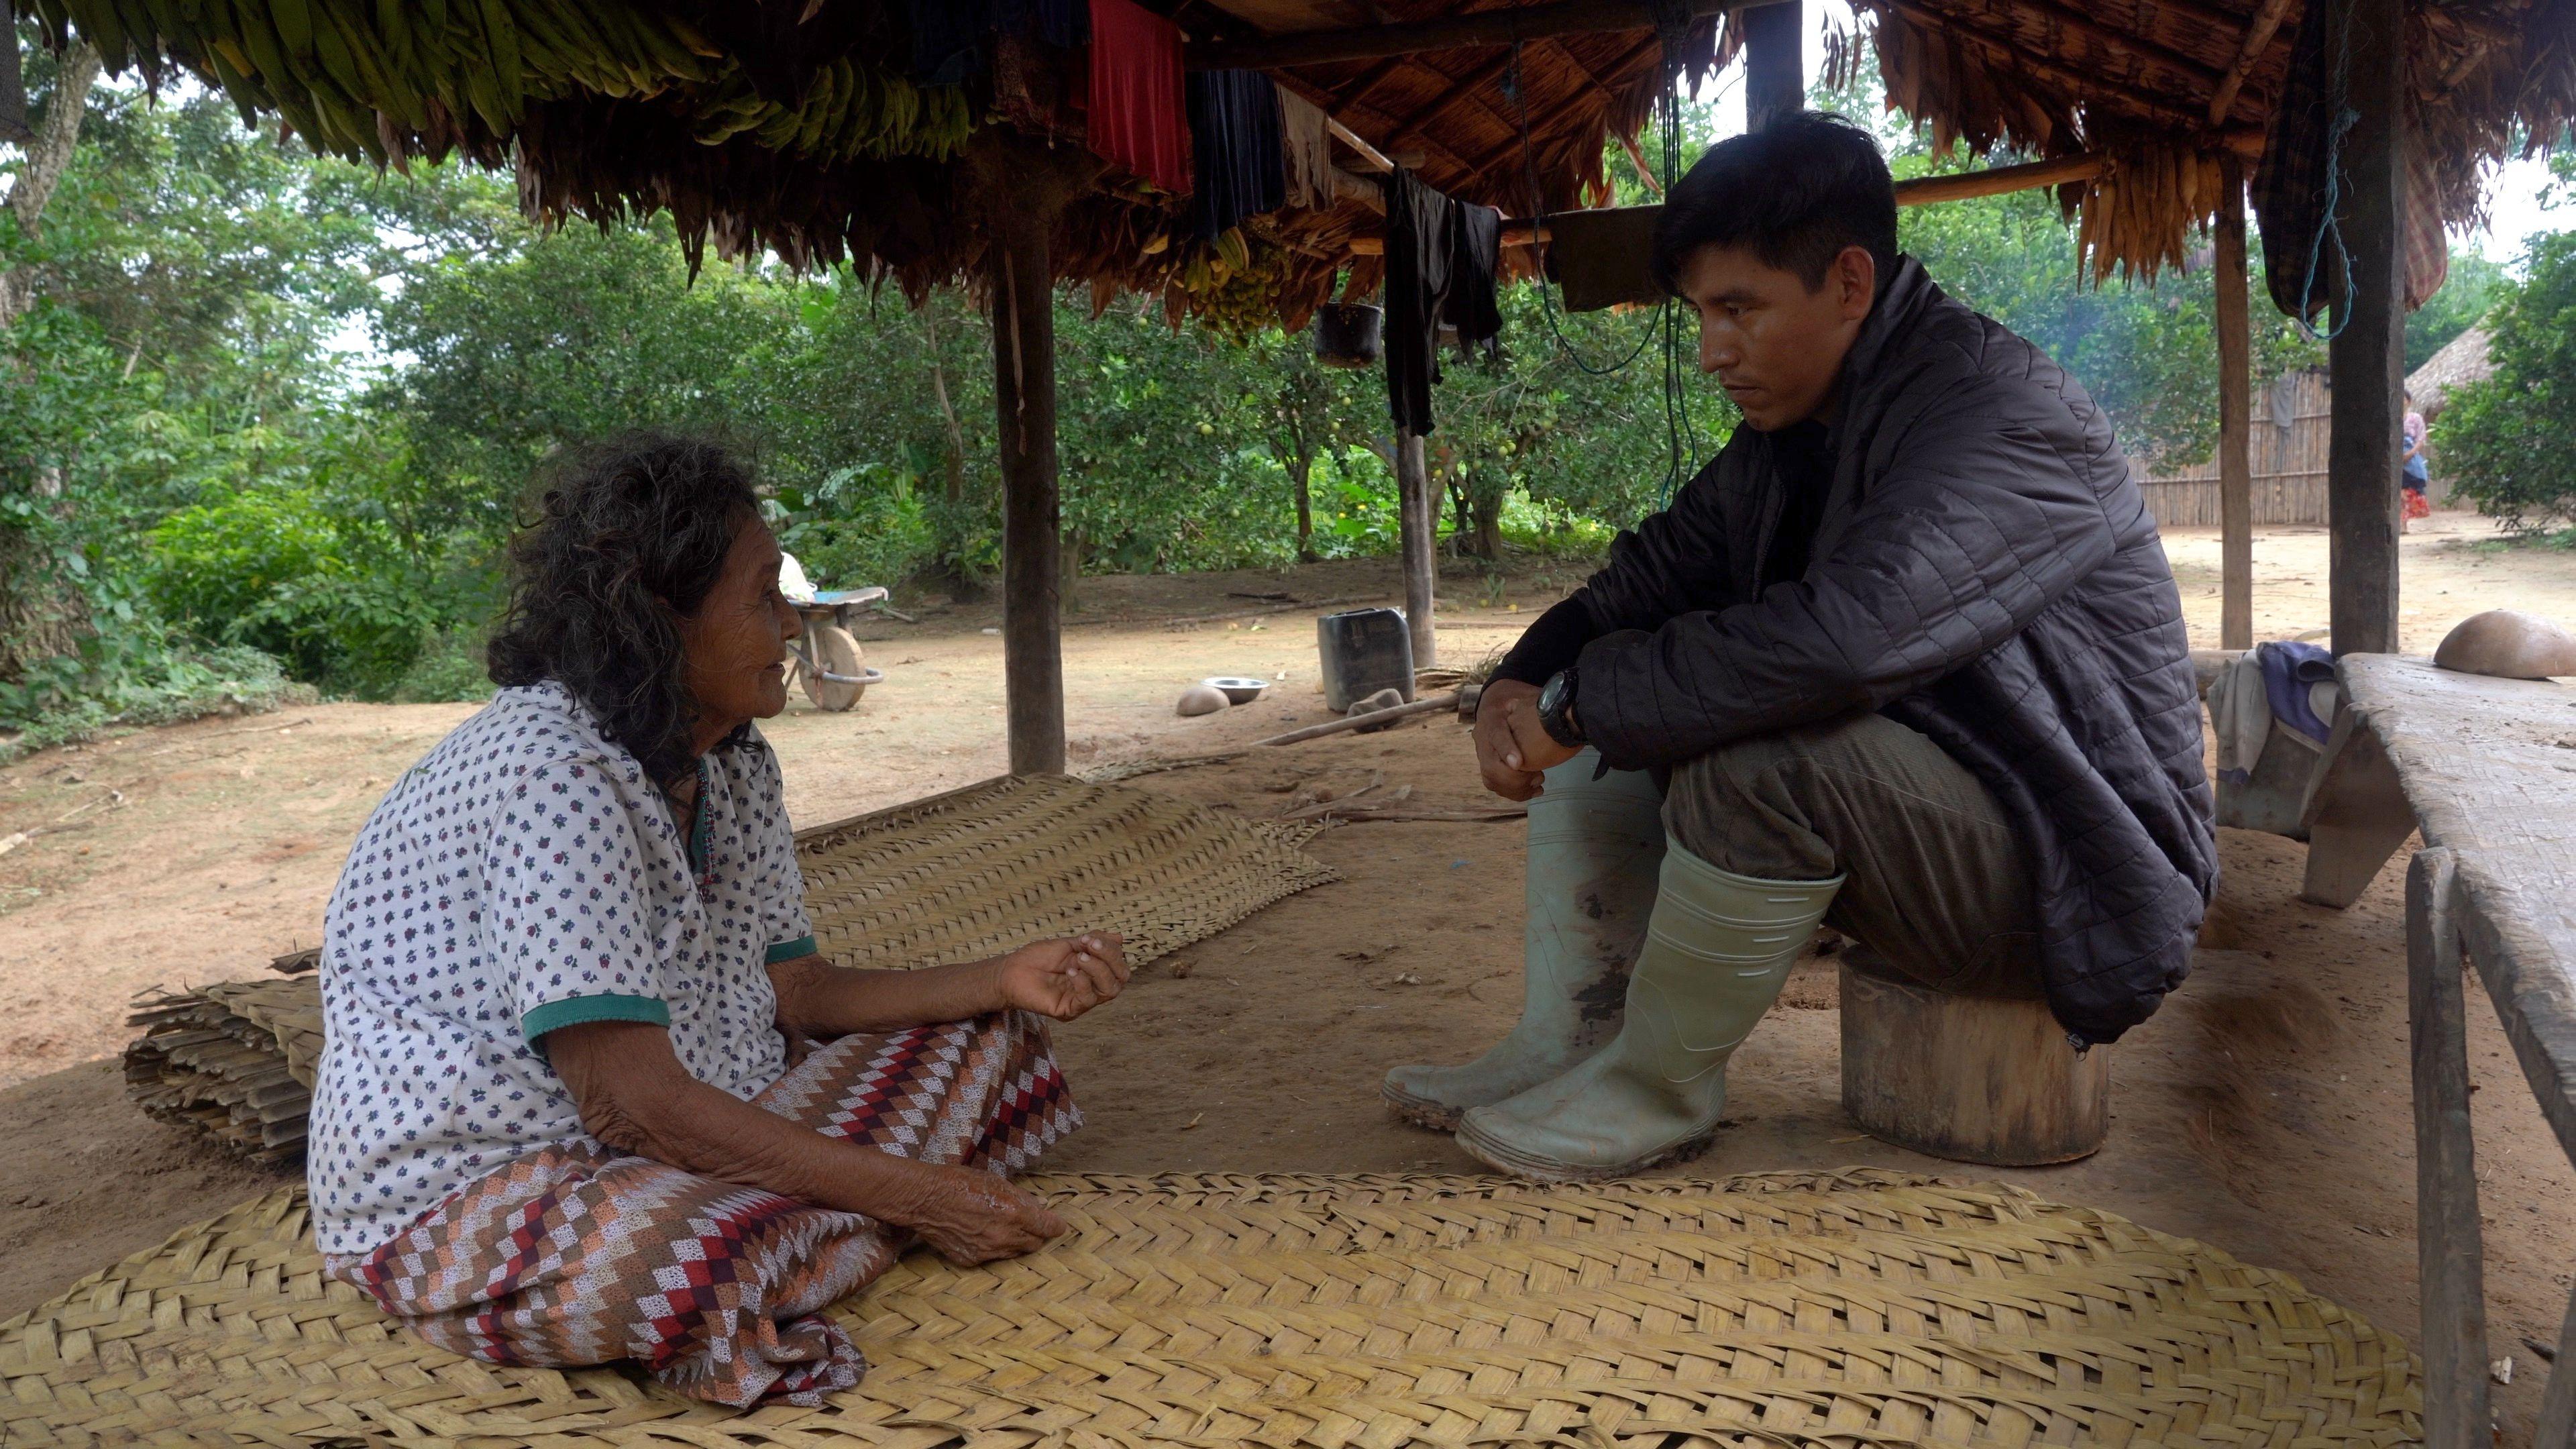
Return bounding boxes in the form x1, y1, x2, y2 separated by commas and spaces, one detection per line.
785, 587, 890, 712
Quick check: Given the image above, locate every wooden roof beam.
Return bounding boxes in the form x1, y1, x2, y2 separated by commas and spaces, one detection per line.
1455, 33, 1659, 178
1384, 49, 1523, 152
1189, 0, 1744, 70
2206, 0, 2296, 125
1890, 150, 2108, 203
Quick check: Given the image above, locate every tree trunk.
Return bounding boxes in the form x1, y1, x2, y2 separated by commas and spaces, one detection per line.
0, 466, 93, 683
920, 302, 985, 602
1467, 480, 1505, 563
0, 39, 103, 684
1395, 428, 1437, 669
0, 38, 101, 327
1290, 455, 1318, 562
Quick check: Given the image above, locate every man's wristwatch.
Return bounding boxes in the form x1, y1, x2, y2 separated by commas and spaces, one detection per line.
1536, 667, 1585, 747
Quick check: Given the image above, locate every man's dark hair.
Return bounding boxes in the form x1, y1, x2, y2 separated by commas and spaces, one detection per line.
1650, 111, 1900, 296
488, 432, 762, 788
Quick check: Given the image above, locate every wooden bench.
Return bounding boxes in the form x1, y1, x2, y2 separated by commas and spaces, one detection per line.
2295, 654, 2576, 1449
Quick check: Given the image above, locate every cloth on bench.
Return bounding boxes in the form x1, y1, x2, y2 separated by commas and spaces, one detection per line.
2210, 640, 2342, 784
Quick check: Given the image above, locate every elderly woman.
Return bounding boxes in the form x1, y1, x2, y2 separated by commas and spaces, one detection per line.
307, 435, 1126, 1407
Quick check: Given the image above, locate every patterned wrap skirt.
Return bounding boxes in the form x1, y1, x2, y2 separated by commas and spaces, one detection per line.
327, 1010, 1079, 1407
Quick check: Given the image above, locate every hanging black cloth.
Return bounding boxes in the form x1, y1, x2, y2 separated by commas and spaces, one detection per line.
1442, 201, 1502, 358
1185, 69, 1287, 240
1383, 166, 1455, 435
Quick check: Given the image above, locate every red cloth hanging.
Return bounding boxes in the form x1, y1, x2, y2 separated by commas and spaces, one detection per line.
1087, 0, 1191, 195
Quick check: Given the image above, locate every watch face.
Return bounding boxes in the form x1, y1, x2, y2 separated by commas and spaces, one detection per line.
1540, 673, 1567, 713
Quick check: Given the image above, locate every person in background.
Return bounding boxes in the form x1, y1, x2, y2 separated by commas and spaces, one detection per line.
2402, 388, 2432, 530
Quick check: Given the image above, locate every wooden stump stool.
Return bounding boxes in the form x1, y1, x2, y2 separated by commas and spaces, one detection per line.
1839, 954, 2110, 1165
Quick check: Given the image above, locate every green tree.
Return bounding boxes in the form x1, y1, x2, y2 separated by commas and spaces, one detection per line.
2407, 252, 2506, 372
2436, 229, 2576, 533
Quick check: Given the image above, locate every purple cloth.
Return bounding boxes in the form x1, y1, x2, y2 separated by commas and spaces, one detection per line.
2255, 641, 2337, 744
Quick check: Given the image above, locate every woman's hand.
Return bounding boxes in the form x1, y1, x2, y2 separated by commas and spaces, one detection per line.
900, 1163, 1068, 1265
994, 932, 1130, 1021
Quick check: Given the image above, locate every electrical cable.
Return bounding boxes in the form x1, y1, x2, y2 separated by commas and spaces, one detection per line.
1508, 45, 1662, 378
1507, 38, 1707, 502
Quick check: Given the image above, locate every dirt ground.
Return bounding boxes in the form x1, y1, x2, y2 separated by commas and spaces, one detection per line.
5, 513, 2575, 1440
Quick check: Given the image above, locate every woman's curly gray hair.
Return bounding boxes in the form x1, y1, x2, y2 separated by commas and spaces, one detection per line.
488, 433, 761, 787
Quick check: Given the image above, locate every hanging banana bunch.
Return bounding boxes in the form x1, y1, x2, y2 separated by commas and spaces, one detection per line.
1171, 229, 1290, 343
30, 0, 733, 164
689, 58, 971, 163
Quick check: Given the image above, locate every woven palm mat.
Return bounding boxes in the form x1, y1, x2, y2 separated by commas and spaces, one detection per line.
121, 773, 1336, 1163
0, 1169, 2417, 1448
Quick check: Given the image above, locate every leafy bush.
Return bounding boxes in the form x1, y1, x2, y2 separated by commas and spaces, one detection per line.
772, 462, 938, 590
0, 613, 307, 759
390, 627, 498, 704
2438, 231, 2576, 535
1498, 490, 1615, 558
146, 482, 449, 698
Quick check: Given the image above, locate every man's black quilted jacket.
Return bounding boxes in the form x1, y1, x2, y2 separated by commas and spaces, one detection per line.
1566, 257, 2216, 1045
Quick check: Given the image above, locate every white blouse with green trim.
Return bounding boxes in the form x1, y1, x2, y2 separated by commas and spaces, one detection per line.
305, 681, 816, 1258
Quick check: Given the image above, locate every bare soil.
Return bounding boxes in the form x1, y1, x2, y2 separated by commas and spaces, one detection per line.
5, 515, 2575, 1440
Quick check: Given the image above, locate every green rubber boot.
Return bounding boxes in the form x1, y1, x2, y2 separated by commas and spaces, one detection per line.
1454, 844, 1842, 1181
1382, 749, 1666, 1130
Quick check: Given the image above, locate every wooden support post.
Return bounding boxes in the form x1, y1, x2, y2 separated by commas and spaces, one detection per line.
1395, 428, 1438, 673
2324, 0, 2406, 657
2407, 848, 2493, 1449
972, 134, 1097, 777
2216, 155, 2254, 652
2538, 1284, 2576, 1449
1743, 1, 1803, 131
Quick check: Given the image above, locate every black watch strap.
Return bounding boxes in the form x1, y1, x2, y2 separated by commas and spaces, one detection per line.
1538, 667, 1585, 747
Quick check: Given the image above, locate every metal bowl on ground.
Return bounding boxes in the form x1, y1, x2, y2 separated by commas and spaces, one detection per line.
1203, 676, 1269, 704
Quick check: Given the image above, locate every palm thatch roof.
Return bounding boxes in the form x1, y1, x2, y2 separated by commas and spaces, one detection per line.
1830, 0, 2576, 280
2408, 321, 2494, 413
27, 1, 2576, 315
21, 0, 1725, 332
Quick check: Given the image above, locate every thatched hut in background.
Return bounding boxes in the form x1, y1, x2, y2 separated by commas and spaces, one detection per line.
2409, 322, 2496, 419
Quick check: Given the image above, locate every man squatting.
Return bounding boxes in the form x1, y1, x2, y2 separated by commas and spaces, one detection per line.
1385, 113, 2218, 1181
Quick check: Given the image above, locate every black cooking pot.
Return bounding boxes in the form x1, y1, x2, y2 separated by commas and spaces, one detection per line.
1313, 303, 1383, 368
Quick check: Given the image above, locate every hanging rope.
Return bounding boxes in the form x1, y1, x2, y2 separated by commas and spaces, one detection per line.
2294, 7, 2359, 341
